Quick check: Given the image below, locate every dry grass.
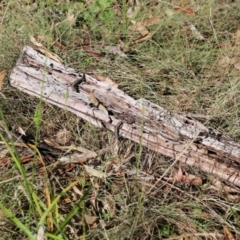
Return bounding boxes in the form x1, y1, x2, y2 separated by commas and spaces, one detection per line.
0, 0, 240, 239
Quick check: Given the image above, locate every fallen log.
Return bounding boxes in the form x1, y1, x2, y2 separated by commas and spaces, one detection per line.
9, 46, 240, 187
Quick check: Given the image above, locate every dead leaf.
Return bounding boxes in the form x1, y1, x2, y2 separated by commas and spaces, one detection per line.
129, 15, 160, 44
165, 8, 175, 17
227, 194, 240, 203
36, 225, 45, 240
90, 222, 98, 229
40, 48, 63, 63
210, 177, 239, 193
233, 60, 240, 71
116, 35, 127, 50
64, 10, 76, 25
0, 158, 10, 165
169, 167, 202, 186
174, 7, 195, 14
56, 129, 71, 145
220, 41, 232, 49
84, 165, 106, 179
30, 36, 43, 48
98, 104, 109, 116
102, 195, 115, 218
18, 126, 26, 136
70, 145, 97, 158
55, 163, 76, 174
84, 214, 98, 225
127, 6, 136, 19
144, 68, 162, 75
198, 213, 214, 220
90, 182, 99, 209
26, 2, 38, 11
219, 56, 240, 71
37, 35, 65, 49
72, 186, 83, 197
0, 70, 7, 91
186, 21, 204, 40
130, 20, 149, 36
183, 174, 202, 186
88, 92, 108, 114
223, 226, 235, 240
37, 35, 53, 46
59, 151, 97, 164
43, 138, 62, 149
30, 36, 62, 63
82, 45, 102, 58
133, 33, 152, 44
53, 41, 66, 50
127, 0, 140, 19
44, 142, 98, 161
88, 91, 99, 107
104, 45, 128, 58
235, 29, 240, 45
143, 15, 161, 27
60, 198, 72, 204
175, 166, 184, 181
94, 75, 118, 88
218, 56, 232, 68
165, 166, 183, 182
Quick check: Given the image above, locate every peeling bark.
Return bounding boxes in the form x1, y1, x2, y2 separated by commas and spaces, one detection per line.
10, 46, 240, 187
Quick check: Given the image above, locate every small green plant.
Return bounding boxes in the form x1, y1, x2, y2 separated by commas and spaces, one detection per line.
161, 223, 174, 237
83, 0, 116, 21
83, 0, 117, 40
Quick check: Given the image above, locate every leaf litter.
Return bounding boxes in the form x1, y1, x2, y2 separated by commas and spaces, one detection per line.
1, 0, 240, 239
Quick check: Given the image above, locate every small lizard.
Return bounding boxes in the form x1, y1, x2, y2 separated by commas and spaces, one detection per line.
70, 74, 86, 93
114, 120, 123, 142
112, 112, 137, 142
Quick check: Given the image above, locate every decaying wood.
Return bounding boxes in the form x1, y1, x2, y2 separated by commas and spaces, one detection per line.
10, 46, 240, 187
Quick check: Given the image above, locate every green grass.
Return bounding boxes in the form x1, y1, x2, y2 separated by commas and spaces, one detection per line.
1, 0, 240, 239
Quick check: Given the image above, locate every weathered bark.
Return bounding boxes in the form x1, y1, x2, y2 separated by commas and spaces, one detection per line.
10, 46, 240, 187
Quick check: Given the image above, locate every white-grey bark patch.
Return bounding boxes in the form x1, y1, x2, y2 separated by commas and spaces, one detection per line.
9, 46, 240, 188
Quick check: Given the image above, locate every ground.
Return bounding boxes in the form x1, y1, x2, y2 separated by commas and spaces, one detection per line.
0, 0, 240, 239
